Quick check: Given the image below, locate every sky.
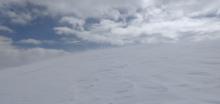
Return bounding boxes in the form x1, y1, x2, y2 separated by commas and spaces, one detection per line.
0, 0, 220, 69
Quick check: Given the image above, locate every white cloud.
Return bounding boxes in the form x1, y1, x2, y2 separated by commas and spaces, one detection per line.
0, 36, 68, 69
51, 0, 220, 45
0, 25, 13, 33
55, 15, 220, 45
18, 38, 58, 45
6, 11, 33, 25
18, 39, 43, 45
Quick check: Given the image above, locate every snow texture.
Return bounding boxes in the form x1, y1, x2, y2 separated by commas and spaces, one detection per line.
0, 41, 220, 104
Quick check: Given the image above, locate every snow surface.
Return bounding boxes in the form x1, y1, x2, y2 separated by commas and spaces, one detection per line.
0, 42, 220, 104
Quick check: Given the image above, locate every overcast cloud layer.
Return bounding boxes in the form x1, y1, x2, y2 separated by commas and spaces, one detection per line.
0, 0, 220, 69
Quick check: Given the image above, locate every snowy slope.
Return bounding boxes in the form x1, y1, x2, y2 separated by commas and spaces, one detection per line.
0, 42, 220, 104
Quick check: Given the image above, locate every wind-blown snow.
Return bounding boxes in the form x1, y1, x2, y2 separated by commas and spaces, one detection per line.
0, 41, 220, 104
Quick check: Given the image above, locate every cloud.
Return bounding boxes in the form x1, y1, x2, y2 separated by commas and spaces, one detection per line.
0, 36, 13, 45
0, 0, 220, 69
6, 11, 33, 25
18, 38, 59, 45
0, 1, 48, 25
52, 0, 220, 45
0, 36, 68, 69
32, 0, 140, 18
18, 39, 43, 45
0, 25, 13, 33
55, 15, 220, 45
1, 0, 220, 19
0, 0, 220, 45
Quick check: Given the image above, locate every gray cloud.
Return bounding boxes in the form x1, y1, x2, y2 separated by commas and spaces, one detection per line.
0, 1, 48, 25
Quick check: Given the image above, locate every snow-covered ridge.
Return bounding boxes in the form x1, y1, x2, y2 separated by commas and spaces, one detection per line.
0, 41, 220, 104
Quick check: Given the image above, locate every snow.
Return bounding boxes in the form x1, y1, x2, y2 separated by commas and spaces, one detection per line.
0, 41, 220, 104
